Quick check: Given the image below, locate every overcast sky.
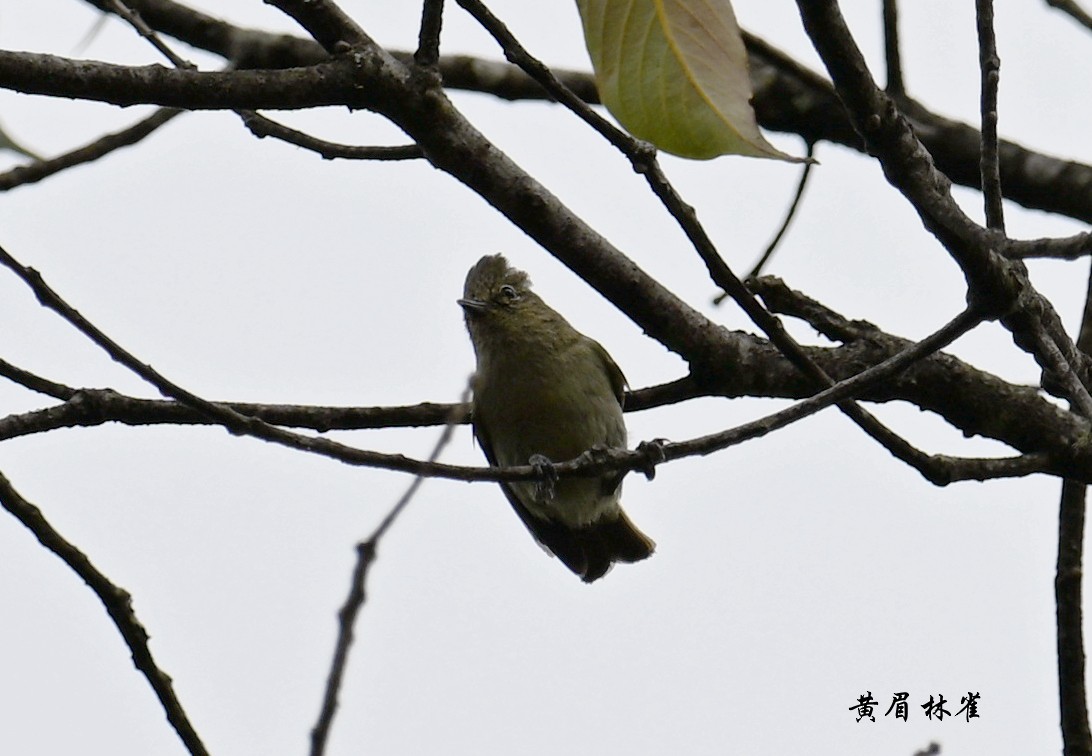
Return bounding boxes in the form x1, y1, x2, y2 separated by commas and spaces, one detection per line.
1, 1, 1090, 754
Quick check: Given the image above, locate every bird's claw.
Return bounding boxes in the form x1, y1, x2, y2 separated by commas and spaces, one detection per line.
528, 454, 559, 503
583, 443, 613, 464
635, 438, 668, 480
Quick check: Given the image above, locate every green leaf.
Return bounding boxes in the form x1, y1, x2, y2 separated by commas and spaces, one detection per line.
576, 0, 802, 161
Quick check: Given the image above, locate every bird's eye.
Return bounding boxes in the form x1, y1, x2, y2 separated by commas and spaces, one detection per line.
498, 284, 520, 303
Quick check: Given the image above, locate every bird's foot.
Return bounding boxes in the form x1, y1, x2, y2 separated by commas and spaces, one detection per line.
528, 454, 559, 503
635, 438, 669, 480
582, 443, 614, 465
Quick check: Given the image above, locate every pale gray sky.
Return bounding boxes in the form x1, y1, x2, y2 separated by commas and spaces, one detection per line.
0, 1, 1088, 754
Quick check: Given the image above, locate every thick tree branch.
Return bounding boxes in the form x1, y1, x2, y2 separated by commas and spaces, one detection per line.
70, 0, 1092, 224
2, 3, 1087, 484
795, 0, 1092, 420
455, 0, 972, 486
0, 50, 360, 109
2, 280, 1090, 483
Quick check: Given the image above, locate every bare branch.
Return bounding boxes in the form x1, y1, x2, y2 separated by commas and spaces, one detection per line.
1046, 0, 1092, 30
0, 108, 182, 192
263, 0, 373, 53
239, 111, 424, 160
1006, 232, 1092, 260
795, 0, 1092, 431
0, 470, 209, 756
310, 395, 465, 756
744, 141, 816, 281
415, 0, 445, 68
310, 542, 373, 756
0, 50, 359, 110
8, 4, 1081, 483
105, 0, 195, 69
0, 359, 77, 400
6, 236, 1070, 485
750, 275, 883, 343
976, 0, 1005, 231
1057, 262, 1092, 756
1058, 479, 1092, 755
72, 0, 1092, 224
453, 0, 966, 485
882, 0, 905, 96
97, 0, 422, 165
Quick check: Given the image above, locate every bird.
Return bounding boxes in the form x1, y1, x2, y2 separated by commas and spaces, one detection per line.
458, 254, 654, 582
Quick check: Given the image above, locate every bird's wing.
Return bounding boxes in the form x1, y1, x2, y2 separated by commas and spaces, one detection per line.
589, 338, 627, 408
472, 417, 590, 578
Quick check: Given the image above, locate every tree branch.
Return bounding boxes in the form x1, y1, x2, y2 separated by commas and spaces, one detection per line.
882, 0, 905, 96
795, 0, 1092, 426
0, 107, 182, 192
71, 0, 1092, 224
238, 111, 424, 160
0, 50, 359, 109
0, 470, 209, 756
976, 0, 1005, 231
1056, 258, 1092, 756
0, 358, 78, 400
1046, 0, 1092, 30
310, 395, 463, 756
454, 0, 970, 486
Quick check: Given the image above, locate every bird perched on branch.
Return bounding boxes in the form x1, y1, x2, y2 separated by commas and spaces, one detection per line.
458, 254, 654, 582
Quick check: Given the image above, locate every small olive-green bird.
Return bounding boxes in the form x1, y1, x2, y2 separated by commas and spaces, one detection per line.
458, 254, 654, 582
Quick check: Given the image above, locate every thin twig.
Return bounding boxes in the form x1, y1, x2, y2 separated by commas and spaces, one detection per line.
0, 243, 482, 480
745, 140, 816, 281
1006, 232, 1092, 260
310, 392, 466, 756
106, 0, 194, 69
72, 9, 110, 56
1032, 326, 1092, 418
0, 108, 182, 192
0, 359, 77, 400
415, 0, 445, 68
882, 0, 905, 96
102, 0, 419, 163
1046, 0, 1092, 30
239, 112, 424, 160
0, 470, 209, 756
976, 0, 1005, 231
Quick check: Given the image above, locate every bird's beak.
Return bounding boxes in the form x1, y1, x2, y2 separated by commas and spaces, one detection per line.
458, 297, 488, 314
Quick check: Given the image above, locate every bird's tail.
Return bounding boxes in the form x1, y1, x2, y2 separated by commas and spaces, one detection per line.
505, 492, 654, 583
576, 511, 655, 583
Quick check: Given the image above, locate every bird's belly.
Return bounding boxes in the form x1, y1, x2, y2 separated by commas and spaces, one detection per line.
478, 378, 625, 527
